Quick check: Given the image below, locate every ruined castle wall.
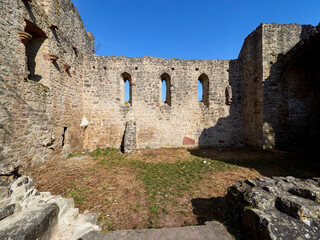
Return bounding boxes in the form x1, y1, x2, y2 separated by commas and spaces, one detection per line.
261, 23, 313, 149
0, 0, 93, 166
81, 56, 242, 150
238, 23, 314, 149
238, 25, 263, 147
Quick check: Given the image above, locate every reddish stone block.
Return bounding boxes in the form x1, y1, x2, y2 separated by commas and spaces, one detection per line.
194, 112, 199, 115
156, 103, 160, 107
183, 137, 195, 145
43, 54, 49, 61
99, 78, 103, 82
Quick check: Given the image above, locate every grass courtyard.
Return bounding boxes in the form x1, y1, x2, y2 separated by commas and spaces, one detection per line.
27, 147, 318, 233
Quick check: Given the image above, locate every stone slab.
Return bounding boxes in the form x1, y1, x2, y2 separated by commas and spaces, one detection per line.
79, 221, 233, 240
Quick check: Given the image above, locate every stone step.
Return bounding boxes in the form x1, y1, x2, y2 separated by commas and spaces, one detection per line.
80, 221, 233, 240
0, 203, 59, 240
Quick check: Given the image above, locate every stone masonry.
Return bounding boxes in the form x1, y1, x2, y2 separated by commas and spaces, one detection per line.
226, 176, 320, 239
1, 0, 320, 167
122, 120, 136, 154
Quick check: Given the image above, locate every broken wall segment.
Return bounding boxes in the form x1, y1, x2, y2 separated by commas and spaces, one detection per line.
0, 0, 93, 167
122, 121, 137, 154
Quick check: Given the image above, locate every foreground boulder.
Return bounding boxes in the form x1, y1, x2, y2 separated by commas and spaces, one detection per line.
0, 170, 100, 240
226, 176, 320, 240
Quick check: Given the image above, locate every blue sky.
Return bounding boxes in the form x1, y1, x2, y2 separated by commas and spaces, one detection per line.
72, 0, 319, 60
72, 0, 319, 101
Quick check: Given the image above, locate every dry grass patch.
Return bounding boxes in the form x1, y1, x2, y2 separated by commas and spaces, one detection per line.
27, 147, 317, 232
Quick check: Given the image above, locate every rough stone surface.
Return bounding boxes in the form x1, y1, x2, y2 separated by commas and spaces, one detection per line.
226, 176, 320, 240
80, 221, 233, 240
1, 0, 319, 166
122, 120, 136, 154
0, 172, 100, 240
0, 204, 15, 221
0, 203, 58, 240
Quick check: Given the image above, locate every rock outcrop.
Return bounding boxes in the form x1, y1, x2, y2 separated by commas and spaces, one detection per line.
0, 166, 100, 240
226, 176, 320, 240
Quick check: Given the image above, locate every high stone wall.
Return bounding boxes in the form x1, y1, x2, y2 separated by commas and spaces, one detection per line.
0, 0, 93, 167
81, 56, 242, 150
1, 0, 319, 167
238, 24, 263, 148
238, 23, 316, 149
262, 23, 320, 150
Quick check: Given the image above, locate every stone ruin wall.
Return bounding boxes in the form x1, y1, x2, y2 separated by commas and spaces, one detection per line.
238, 24, 263, 148
261, 23, 319, 150
0, 0, 94, 167
239, 23, 317, 149
1, 0, 319, 167
81, 56, 242, 150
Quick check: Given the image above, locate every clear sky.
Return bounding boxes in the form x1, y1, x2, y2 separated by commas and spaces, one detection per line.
72, 0, 319, 60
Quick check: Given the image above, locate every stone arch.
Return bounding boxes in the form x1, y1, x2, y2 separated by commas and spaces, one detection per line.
198, 73, 209, 107
121, 72, 132, 105
160, 73, 171, 106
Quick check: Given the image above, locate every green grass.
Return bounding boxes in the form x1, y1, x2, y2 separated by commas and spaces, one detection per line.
66, 147, 235, 227
67, 152, 85, 158
69, 187, 91, 205
129, 157, 232, 224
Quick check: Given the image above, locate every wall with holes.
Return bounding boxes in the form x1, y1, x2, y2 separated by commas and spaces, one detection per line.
0, 0, 93, 167
1, 0, 318, 167
80, 56, 242, 150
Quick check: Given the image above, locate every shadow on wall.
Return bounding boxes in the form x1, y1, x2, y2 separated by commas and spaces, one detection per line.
198, 60, 242, 148
263, 25, 320, 153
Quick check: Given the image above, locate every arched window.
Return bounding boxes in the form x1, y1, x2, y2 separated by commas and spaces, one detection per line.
161, 73, 171, 106
198, 73, 209, 107
121, 72, 132, 105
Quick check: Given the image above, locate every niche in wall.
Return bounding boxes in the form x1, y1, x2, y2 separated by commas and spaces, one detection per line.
284, 38, 320, 150
24, 20, 50, 85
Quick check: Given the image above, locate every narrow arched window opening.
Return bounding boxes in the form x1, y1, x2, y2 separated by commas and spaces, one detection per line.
121, 72, 132, 105
162, 80, 167, 103
124, 80, 130, 102
198, 80, 203, 101
161, 73, 171, 106
198, 73, 209, 107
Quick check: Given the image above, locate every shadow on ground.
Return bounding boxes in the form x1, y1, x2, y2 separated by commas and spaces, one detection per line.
189, 146, 320, 239
188, 147, 320, 179
191, 196, 240, 238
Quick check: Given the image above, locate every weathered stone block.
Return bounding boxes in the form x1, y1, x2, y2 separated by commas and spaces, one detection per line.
122, 121, 136, 154
226, 176, 320, 240
0, 204, 15, 221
